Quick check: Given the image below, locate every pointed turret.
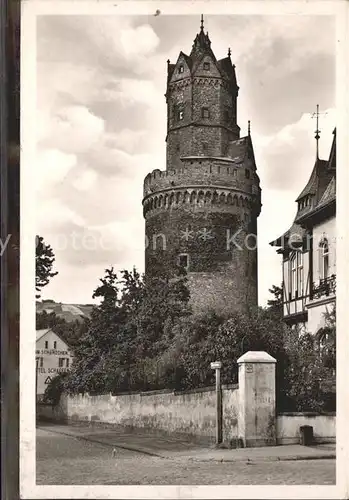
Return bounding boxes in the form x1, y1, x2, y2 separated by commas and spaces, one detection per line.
190, 15, 214, 61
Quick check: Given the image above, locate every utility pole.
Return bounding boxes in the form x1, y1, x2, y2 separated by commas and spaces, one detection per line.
211, 361, 222, 444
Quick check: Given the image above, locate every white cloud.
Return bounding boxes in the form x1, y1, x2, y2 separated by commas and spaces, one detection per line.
72, 168, 98, 191
41, 105, 105, 154
36, 149, 77, 191
100, 78, 160, 107
37, 198, 86, 230
120, 25, 160, 57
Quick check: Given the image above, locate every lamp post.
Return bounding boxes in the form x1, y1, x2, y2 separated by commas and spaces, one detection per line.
210, 361, 222, 445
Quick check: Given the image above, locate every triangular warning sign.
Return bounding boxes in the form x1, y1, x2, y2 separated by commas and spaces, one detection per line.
44, 376, 52, 384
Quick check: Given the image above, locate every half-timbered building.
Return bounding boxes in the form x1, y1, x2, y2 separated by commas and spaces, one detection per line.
270, 129, 336, 338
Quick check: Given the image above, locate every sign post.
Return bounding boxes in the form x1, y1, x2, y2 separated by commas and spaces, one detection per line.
211, 361, 222, 444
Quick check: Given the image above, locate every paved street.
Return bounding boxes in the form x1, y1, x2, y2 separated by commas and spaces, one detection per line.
36, 426, 335, 485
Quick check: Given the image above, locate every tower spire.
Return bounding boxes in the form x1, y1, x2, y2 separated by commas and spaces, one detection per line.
311, 104, 327, 159
200, 14, 204, 31
248, 120, 251, 136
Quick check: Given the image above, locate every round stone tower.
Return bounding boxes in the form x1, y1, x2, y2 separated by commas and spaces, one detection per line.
142, 18, 262, 315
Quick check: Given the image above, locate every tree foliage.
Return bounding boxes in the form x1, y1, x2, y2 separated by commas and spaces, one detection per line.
45, 265, 336, 413
282, 304, 336, 411
267, 284, 283, 319
35, 235, 58, 298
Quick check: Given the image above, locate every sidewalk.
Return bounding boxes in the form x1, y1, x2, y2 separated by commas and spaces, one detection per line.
37, 423, 336, 462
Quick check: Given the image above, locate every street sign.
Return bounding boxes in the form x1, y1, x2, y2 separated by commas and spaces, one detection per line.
44, 376, 52, 384
210, 361, 222, 369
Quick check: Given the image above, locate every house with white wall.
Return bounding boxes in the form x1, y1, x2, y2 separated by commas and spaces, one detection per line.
36, 328, 74, 399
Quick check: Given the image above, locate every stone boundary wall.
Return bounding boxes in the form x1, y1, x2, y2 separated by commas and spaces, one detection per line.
276, 412, 336, 444
37, 384, 239, 443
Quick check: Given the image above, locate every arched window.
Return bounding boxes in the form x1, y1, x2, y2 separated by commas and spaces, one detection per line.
319, 237, 329, 280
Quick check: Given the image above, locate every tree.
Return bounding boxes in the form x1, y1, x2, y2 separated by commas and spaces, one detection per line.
283, 305, 336, 412
267, 284, 283, 318
63, 266, 192, 395
35, 235, 58, 298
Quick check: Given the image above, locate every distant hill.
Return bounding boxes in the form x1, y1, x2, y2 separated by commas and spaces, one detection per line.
36, 299, 95, 323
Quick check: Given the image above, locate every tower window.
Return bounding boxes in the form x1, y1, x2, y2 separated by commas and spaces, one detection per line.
53, 341, 57, 349
178, 110, 184, 120
224, 109, 230, 122
202, 142, 208, 154
202, 108, 210, 119
178, 65, 184, 74
178, 253, 189, 270
45, 341, 48, 349
176, 143, 180, 153
233, 169, 237, 177
245, 169, 250, 179
203, 62, 210, 70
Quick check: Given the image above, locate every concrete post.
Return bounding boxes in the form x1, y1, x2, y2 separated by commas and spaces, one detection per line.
237, 351, 276, 448
210, 361, 222, 444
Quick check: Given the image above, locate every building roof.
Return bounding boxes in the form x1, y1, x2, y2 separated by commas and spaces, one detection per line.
317, 176, 336, 208
36, 328, 52, 342
217, 56, 238, 86
36, 328, 73, 351
228, 135, 255, 166
167, 19, 238, 86
295, 159, 331, 203
270, 130, 336, 249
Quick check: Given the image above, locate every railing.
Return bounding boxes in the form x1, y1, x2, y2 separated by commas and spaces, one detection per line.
312, 274, 336, 299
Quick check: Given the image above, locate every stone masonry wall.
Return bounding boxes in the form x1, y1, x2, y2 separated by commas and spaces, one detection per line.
61, 385, 239, 443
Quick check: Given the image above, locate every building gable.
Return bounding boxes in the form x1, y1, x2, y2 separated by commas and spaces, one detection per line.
36, 329, 72, 354
170, 52, 191, 83
191, 53, 221, 78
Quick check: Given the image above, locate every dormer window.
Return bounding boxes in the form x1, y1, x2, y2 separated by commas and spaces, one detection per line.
178, 65, 184, 74
203, 62, 210, 70
202, 107, 210, 119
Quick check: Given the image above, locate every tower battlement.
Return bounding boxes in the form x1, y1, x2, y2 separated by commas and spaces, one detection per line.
143, 157, 260, 199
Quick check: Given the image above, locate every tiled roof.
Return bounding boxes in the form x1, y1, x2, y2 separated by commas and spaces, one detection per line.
295, 159, 328, 202
270, 130, 336, 249
181, 52, 192, 69
218, 57, 238, 85
228, 136, 250, 164
269, 219, 306, 248
317, 176, 336, 208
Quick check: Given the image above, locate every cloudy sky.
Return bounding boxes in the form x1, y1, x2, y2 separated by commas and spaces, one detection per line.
36, 13, 336, 307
